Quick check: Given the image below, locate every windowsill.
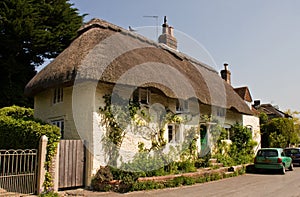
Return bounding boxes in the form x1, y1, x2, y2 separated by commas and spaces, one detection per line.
221, 139, 232, 144
175, 111, 189, 114
53, 102, 63, 105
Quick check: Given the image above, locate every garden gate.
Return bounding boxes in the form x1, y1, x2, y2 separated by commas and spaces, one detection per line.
58, 140, 85, 189
0, 149, 38, 195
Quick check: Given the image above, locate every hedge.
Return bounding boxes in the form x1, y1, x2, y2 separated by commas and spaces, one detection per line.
0, 105, 61, 190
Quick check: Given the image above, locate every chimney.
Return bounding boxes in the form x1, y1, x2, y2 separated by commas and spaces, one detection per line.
158, 16, 177, 50
254, 100, 261, 108
220, 63, 231, 85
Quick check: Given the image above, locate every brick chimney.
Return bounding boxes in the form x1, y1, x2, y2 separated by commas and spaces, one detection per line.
220, 63, 231, 85
158, 16, 177, 50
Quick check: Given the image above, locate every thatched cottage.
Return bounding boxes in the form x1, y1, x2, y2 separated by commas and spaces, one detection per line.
25, 18, 260, 183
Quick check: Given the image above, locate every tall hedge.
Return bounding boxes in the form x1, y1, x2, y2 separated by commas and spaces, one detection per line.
0, 105, 61, 190
0, 105, 60, 149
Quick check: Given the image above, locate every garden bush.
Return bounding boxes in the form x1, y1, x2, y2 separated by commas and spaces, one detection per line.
0, 106, 61, 191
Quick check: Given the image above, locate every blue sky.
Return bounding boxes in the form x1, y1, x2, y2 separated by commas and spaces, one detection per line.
69, 0, 300, 112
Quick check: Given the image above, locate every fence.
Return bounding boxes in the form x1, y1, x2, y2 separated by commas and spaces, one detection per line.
0, 149, 38, 195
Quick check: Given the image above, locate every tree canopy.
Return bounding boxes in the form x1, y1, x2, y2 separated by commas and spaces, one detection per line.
0, 0, 84, 107
260, 112, 299, 148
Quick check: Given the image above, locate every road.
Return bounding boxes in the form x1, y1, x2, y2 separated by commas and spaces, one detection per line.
88, 167, 300, 197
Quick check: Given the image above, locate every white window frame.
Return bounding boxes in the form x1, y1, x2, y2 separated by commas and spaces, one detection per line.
132, 88, 151, 105
176, 99, 189, 113
51, 119, 64, 139
139, 88, 150, 105
223, 124, 232, 140
168, 124, 180, 143
53, 87, 63, 104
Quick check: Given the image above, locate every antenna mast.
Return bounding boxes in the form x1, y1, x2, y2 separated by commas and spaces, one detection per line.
143, 15, 159, 40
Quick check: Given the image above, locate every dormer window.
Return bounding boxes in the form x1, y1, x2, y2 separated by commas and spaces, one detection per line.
132, 88, 150, 105
176, 99, 188, 113
217, 108, 225, 117
53, 87, 63, 104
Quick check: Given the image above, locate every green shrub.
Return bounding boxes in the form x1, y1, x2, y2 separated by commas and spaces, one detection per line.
0, 106, 61, 191
195, 153, 211, 168
176, 161, 196, 173
214, 123, 256, 166
38, 191, 59, 197
132, 181, 164, 191
0, 105, 34, 120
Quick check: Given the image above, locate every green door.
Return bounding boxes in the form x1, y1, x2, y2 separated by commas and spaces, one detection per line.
200, 125, 208, 156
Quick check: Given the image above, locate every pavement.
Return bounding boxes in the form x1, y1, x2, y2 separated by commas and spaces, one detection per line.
58, 188, 118, 197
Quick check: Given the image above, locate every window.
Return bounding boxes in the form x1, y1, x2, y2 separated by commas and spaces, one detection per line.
223, 125, 232, 140
257, 150, 278, 157
51, 119, 64, 138
176, 99, 188, 113
217, 108, 225, 117
140, 88, 150, 104
132, 88, 150, 105
53, 88, 63, 104
168, 124, 179, 143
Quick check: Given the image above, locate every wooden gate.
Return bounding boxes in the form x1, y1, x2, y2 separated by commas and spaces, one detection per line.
58, 140, 85, 189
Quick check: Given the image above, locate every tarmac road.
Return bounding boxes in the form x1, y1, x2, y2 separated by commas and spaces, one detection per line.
61, 166, 300, 197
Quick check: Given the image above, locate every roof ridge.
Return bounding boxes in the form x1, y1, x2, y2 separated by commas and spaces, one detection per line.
78, 18, 218, 74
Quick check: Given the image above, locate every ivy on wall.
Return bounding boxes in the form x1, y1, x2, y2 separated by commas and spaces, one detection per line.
99, 94, 199, 167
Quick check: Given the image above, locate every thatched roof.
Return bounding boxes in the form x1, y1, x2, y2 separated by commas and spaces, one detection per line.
25, 18, 252, 115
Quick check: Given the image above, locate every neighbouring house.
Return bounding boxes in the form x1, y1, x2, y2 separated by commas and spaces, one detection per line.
234, 86, 261, 152
25, 18, 257, 185
220, 63, 261, 153
253, 101, 292, 119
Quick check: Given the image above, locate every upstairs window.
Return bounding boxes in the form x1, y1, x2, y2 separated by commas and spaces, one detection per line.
176, 99, 189, 113
53, 87, 63, 104
51, 119, 64, 139
217, 108, 225, 117
132, 88, 151, 105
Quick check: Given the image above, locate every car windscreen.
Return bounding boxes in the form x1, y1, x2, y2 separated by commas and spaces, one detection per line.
257, 150, 278, 157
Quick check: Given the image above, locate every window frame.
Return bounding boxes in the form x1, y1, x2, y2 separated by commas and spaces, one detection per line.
53, 87, 63, 104
132, 88, 151, 105
176, 99, 189, 113
51, 119, 65, 139
168, 124, 180, 143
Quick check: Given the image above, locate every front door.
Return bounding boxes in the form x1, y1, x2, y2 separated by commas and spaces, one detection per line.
200, 125, 209, 157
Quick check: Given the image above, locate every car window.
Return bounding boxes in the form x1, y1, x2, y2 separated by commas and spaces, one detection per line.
291, 149, 300, 154
257, 150, 278, 157
284, 149, 300, 154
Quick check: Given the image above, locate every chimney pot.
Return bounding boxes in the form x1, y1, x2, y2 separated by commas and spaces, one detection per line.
220, 63, 231, 85
158, 16, 177, 50
254, 100, 261, 107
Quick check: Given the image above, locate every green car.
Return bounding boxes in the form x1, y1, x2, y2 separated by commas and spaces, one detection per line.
254, 148, 293, 174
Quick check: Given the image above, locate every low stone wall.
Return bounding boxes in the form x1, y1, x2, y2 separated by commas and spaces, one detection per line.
138, 166, 232, 183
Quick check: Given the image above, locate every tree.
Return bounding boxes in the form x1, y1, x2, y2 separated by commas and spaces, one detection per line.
0, 0, 84, 107
261, 117, 298, 148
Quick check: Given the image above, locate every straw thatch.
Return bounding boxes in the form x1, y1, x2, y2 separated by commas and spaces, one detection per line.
25, 18, 252, 115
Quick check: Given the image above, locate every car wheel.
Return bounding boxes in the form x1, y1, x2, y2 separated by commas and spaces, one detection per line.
289, 163, 294, 171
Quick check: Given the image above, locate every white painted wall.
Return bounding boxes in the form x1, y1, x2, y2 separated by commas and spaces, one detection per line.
243, 115, 261, 153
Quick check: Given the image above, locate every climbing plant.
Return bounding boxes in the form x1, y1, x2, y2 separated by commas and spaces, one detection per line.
214, 123, 256, 166
99, 94, 198, 167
